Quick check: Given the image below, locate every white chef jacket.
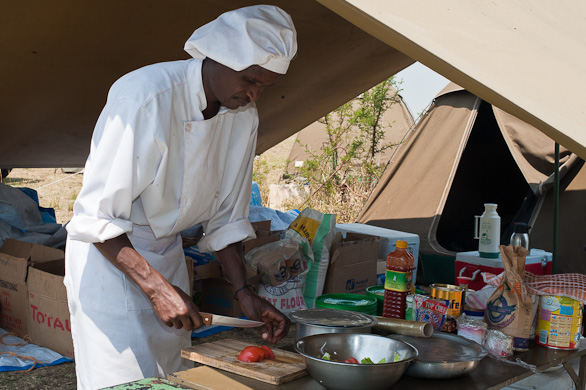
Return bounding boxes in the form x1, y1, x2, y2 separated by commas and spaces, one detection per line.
64, 59, 257, 389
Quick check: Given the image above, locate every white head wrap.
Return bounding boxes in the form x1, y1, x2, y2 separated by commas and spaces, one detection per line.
184, 5, 297, 74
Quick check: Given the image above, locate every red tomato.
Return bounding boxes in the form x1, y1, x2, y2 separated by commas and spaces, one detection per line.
261, 345, 274, 359
345, 357, 358, 364
238, 346, 267, 362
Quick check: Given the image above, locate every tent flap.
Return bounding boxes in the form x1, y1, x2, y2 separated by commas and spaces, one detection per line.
0, 0, 413, 168
318, 0, 586, 160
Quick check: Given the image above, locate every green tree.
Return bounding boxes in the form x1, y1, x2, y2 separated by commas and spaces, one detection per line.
355, 77, 403, 161
284, 77, 403, 222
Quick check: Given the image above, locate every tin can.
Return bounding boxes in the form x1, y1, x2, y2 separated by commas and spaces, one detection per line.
535, 295, 583, 350
430, 283, 465, 319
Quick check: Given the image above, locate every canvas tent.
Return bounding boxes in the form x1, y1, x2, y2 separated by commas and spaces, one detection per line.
357, 83, 585, 276
0, 1, 413, 168
1, 0, 586, 168
286, 86, 414, 172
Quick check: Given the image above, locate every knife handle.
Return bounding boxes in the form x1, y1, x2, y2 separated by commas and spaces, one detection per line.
200, 312, 213, 326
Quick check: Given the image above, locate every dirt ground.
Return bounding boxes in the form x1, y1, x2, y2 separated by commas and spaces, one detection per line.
0, 138, 296, 389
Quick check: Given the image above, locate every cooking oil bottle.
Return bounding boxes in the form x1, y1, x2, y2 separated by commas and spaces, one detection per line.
382, 240, 415, 319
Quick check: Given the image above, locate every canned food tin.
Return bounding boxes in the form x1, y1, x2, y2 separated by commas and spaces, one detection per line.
430, 284, 465, 319
535, 295, 583, 350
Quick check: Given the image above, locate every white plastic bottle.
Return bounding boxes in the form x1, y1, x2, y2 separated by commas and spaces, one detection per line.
474, 203, 501, 258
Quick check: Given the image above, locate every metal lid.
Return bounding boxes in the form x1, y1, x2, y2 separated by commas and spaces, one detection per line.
513, 222, 530, 233
290, 308, 375, 327
430, 283, 465, 293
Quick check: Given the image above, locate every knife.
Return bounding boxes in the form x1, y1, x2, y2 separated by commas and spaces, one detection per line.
199, 312, 265, 328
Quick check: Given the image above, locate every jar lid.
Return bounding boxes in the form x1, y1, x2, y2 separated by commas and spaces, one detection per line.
315, 293, 378, 313
290, 308, 375, 327
513, 222, 529, 233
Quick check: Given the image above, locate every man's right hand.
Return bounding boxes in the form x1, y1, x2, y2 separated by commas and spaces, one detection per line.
94, 234, 203, 331
149, 284, 204, 331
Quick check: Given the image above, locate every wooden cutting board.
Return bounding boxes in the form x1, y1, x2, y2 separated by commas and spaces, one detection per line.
181, 339, 307, 385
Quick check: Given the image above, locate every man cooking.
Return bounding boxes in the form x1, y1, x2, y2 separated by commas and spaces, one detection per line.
64, 5, 297, 389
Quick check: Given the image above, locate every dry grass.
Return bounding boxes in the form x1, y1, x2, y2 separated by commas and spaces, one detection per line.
1, 168, 84, 225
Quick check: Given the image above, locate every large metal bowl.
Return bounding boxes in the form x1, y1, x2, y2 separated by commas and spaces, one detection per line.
295, 333, 418, 390
388, 333, 488, 378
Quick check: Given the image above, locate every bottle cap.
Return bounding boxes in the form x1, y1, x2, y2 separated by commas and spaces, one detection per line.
396, 240, 408, 249
513, 222, 529, 233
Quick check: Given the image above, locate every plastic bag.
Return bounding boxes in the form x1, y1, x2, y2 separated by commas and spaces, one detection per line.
257, 275, 307, 315
285, 208, 336, 308
245, 238, 307, 286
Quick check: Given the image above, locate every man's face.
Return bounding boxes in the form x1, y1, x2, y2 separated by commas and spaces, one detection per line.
206, 61, 281, 110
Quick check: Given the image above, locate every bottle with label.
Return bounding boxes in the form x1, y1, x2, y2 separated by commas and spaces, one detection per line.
382, 240, 415, 319
474, 203, 501, 258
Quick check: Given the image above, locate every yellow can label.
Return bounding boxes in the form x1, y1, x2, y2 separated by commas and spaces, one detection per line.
430, 284, 464, 319
536, 295, 583, 349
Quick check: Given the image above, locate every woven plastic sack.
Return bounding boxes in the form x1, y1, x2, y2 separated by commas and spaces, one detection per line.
285, 208, 336, 308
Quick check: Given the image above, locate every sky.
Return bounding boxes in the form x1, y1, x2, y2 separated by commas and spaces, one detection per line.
394, 62, 450, 119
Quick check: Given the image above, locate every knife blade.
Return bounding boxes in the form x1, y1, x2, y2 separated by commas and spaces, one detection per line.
199, 312, 265, 328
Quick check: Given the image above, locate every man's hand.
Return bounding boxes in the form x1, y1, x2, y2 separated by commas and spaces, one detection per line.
237, 287, 290, 344
95, 234, 203, 331
215, 242, 290, 343
149, 284, 204, 331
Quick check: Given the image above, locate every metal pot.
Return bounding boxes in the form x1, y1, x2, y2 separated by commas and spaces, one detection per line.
291, 308, 378, 341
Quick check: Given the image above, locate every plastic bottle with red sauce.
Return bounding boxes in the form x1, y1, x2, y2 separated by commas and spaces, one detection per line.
382, 240, 415, 319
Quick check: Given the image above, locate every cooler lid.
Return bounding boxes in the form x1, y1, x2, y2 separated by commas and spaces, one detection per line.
456, 249, 551, 266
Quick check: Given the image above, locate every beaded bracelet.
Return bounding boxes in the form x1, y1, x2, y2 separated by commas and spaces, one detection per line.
233, 284, 255, 301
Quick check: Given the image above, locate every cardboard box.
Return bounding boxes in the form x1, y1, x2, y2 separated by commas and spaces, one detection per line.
200, 273, 261, 317
27, 259, 74, 358
0, 239, 64, 337
199, 222, 269, 317
197, 249, 261, 316
335, 223, 420, 284
243, 220, 280, 255
376, 259, 387, 285
323, 233, 379, 295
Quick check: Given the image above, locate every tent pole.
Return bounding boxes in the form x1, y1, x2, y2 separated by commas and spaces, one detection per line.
553, 143, 560, 274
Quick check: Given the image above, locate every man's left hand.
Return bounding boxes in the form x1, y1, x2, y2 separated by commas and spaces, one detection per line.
237, 287, 290, 343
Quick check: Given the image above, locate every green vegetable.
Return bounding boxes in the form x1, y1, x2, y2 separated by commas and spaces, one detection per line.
322, 353, 393, 364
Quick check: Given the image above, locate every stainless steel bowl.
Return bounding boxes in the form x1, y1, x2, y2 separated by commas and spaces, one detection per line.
291, 308, 378, 341
295, 333, 418, 390
388, 333, 488, 378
